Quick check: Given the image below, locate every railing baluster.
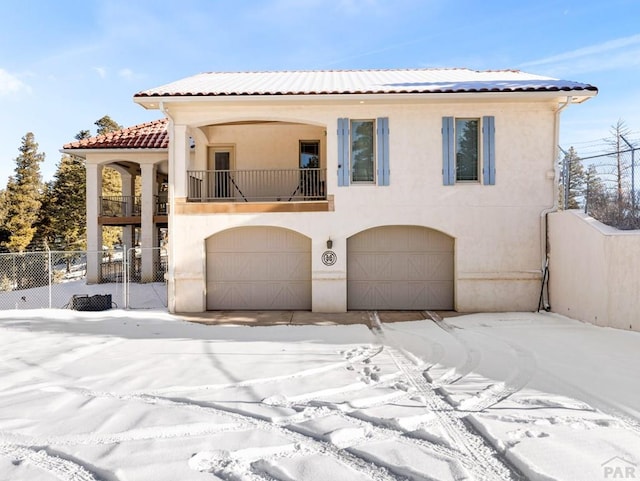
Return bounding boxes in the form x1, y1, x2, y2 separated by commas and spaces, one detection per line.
186, 168, 326, 203
99, 195, 143, 216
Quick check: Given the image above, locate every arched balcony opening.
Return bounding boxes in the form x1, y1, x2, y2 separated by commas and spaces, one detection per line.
187, 120, 327, 204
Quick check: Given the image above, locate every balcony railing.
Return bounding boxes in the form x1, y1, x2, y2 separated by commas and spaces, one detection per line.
187, 168, 326, 202
100, 195, 168, 216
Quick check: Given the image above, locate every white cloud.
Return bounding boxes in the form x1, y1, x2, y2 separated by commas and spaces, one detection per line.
118, 68, 134, 80
93, 67, 107, 78
520, 33, 640, 76
0, 69, 30, 97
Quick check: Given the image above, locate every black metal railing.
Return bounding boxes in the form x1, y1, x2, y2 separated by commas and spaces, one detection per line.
100, 195, 168, 216
100, 196, 141, 217
186, 168, 326, 202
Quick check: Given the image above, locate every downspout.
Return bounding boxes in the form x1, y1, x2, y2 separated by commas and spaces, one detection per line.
160, 101, 177, 313
538, 95, 572, 310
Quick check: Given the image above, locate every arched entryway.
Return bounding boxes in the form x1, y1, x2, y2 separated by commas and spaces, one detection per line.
347, 226, 454, 310
206, 227, 311, 310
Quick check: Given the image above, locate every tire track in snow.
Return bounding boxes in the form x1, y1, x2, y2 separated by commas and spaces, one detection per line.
283, 397, 482, 479
423, 311, 482, 386
369, 311, 523, 481
55, 386, 399, 481
0, 421, 244, 447
426, 311, 538, 412
0, 443, 99, 481
139, 344, 384, 396
380, 320, 447, 370
533, 364, 640, 437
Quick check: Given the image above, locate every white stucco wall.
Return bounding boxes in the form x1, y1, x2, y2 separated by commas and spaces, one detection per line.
159, 96, 562, 313
549, 210, 640, 331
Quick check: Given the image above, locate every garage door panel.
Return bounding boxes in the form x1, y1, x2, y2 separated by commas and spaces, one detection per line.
207, 282, 253, 309
348, 226, 454, 310
206, 227, 311, 310
428, 253, 454, 280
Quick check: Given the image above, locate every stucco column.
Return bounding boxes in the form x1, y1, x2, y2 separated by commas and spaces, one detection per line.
167, 123, 194, 312
86, 162, 103, 283
312, 236, 347, 312
172, 124, 189, 199
121, 171, 135, 251
140, 163, 158, 282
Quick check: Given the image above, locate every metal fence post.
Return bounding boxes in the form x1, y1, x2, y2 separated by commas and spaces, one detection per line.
123, 244, 128, 309
48, 250, 52, 309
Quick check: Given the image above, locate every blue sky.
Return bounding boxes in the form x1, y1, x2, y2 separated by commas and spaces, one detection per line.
1, 0, 640, 186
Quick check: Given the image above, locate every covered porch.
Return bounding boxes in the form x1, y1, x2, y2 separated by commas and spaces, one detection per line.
177, 120, 330, 208
86, 159, 168, 283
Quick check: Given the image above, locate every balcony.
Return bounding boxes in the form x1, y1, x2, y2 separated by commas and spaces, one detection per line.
187, 168, 327, 203
100, 196, 142, 217
99, 195, 168, 225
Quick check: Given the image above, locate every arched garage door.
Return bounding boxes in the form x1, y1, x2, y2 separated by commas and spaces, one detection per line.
206, 227, 311, 310
347, 226, 454, 310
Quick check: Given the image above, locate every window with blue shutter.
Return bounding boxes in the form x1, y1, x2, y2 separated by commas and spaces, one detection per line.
442, 117, 455, 185
482, 116, 496, 185
337, 118, 349, 186
442, 116, 495, 185
337, 117, 390, 186
377, 117, 390, 186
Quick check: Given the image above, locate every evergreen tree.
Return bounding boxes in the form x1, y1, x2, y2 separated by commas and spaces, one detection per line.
2, 133, 44, 252
584, 164, 608, 220
561, 147, 585, 209
0, 189, 9, 251
92, 116, 125, 249
75, 129, 91, 140
95, 115, 122, 135
32, 180, 54, 249
46, 155, 86, 250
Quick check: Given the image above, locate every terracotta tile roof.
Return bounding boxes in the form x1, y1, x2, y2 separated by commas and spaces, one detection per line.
63, 118, 168, 150
134, 68, 598, 98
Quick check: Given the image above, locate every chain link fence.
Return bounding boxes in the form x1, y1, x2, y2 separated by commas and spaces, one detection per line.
560, 147, 640, 230
125, 247, 168, 309
0, 248, 167, 311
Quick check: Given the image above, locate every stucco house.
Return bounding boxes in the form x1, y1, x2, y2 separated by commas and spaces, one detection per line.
63, 68, 597, 314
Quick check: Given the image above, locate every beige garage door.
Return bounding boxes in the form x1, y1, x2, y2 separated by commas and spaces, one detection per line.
347, 226, 454, 310
206, 227, 311, 310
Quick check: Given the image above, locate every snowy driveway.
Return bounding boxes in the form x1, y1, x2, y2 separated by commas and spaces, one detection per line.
0, 309, 638, 481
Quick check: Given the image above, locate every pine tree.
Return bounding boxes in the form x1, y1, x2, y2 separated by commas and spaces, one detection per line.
2, 133, 44, 252
75, 130, 91, 140
562, 147, 585, 209
47, 155, 87, 250
584, 164, 608, 220
93, 116, 125, 248
95, 115, 122, 135
32, 181, 54, 249
0, 189, 9, 251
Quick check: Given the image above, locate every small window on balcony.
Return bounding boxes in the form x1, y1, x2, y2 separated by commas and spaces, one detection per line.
300, 141, 320, 168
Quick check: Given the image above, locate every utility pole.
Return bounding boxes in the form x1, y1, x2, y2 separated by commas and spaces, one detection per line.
620, 135, 636, 212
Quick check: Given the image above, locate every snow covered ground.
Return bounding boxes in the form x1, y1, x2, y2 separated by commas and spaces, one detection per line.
0, 307, 638, 481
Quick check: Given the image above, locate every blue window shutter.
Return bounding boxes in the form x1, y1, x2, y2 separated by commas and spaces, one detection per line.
442, 117, 454, 185
337, 118, 349, 186
482, 116, 496, 185
377, 117, 390, 186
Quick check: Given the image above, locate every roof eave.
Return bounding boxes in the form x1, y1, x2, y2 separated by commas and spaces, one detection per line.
60, 147, 168, 157
134, 89, 598, 108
